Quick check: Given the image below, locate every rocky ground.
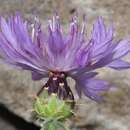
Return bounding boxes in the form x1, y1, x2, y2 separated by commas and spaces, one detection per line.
0, 118, 17, 130
0, 104, 39, 130
0, 0, 130, 130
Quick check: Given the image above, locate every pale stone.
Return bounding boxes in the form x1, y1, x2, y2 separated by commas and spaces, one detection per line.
0, 0, 130, 130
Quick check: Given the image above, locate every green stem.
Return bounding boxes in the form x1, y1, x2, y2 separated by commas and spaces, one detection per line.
41, 118, 53, 130
53, 120, 70, 130
56, 121, 70, 130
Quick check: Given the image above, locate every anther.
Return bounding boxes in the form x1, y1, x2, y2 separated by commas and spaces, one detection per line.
61, 73, 65, 77
59, 82, 64, 87
44, 87, 49, 90
49, 72, 53, 76
51, 93, 57, 96
53, 77, 57, 81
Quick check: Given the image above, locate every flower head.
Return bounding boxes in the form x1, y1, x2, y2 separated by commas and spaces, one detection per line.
0, 13, 130, 104
34, 93, 72, 120
34, 92, 73, 130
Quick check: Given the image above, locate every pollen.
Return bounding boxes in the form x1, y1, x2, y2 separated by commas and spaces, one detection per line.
53, 77, 57, 81
61, 73, 65, 77
49, 72, 53, 76
51, 93, 57, 96
44, 87, 49, 90
59, 82, 64, 87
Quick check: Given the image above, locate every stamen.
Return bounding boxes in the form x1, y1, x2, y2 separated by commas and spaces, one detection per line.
48, 19, 53, 30
44, 87, 49, 90
53, 77, 57, 81
37, 71, 75, 108
31, 24, 35, 41
61, 73, 65, 77
51, 93, 57, 96
52, 16, 55, 31
49, 72, 53, 76
59, 82, 64, 87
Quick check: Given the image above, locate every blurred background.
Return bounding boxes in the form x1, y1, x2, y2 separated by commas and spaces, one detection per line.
0, 0, 130, 130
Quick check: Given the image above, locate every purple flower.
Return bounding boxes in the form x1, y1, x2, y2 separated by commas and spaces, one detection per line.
0, 13, 130, 104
